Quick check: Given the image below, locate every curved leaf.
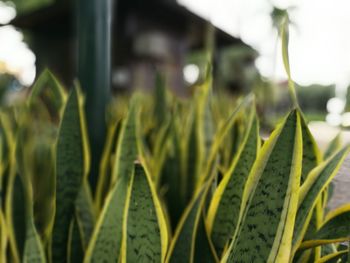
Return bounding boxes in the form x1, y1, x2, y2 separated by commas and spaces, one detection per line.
293, 147, 350, 252
316, 250, 348, 263
303, 204, 350, 248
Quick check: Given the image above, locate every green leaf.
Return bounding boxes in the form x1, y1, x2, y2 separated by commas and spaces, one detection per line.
207, 110, 260, 256
166, 185, 217, 263
124, 163, 168, 263
28, 69, 67, 123
0, 210, 7, 263
75, 183, 95, 250
198, 94, 254, 187
84, 172, 130, 262
281, 15, 298, 107
16, 129, 56, 245
1, 113, 24, 262
166, 187, 205, 263
306, 204, 350, 246
67, 218, 84, 263
298, 114, 322, 261
6, 173, 26, 262
317, 250, 348, 263
324, 133, 342, 160
292, 146, 350, 253
52, 88, 86, 263
94, 120, 121, 212
185, 76, 214, 201
194, 213, 218, 263
85, 163, 168, 263
159, 120, 187, 228
153, 73, 168, 126
23, 216, 46, 263
300, 115, 321, 183
222, 109, 302, 262
111, 95, 139, 185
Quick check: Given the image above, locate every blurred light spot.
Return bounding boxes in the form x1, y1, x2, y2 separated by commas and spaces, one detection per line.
0, 1, 16, 24
112, 68, 130, 87
342, 112, 350, 127
0, 25, 36, 86
327, 97, 345, 114
326, 113, 342, 126
183, 64, 200, 84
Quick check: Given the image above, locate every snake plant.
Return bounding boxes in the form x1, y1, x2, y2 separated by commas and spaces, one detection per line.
1, 17, 350, 263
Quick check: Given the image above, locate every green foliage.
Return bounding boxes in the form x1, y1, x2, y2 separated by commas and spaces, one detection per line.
0, 15, 348, 263
0, 60, 350, 263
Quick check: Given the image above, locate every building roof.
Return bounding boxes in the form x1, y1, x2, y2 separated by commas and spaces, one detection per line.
11, 0, 239, 47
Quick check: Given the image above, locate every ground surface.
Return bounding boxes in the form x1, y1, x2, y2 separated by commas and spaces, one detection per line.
309, 122, 350, 211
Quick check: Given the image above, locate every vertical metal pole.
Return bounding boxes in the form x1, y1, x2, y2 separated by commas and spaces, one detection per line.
77, 0, 113, 190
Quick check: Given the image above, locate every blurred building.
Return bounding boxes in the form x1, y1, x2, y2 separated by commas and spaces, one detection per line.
10, 0, 255, 93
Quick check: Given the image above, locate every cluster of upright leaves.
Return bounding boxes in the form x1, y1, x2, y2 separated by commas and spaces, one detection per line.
1, 55, 350, 263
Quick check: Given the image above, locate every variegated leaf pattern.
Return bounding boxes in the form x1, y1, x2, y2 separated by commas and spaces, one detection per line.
207, 110, 260, 256
52, 88, 85, 263
223, 109, 302, 263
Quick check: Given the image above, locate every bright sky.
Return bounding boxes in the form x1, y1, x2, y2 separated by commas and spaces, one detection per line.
178, 0, 350, 87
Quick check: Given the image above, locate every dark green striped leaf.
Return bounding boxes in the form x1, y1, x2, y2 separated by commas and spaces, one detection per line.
207, 110, 260, 256
75, 183, 95, 249
111, 95, 139, 185
84, 172, 129, 262
300, 115, 321, 183
223, 109, 302, 262
299, 114, 322, 260
85, 163, 168, 263
125, 164, 168, 263
52, 88, 85, 263
94, 120, 121, 212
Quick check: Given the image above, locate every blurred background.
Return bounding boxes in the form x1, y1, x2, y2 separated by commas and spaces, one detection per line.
1, 0, 350, 142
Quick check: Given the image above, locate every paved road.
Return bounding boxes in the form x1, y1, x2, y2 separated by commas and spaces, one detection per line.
309, 122, 350, 211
